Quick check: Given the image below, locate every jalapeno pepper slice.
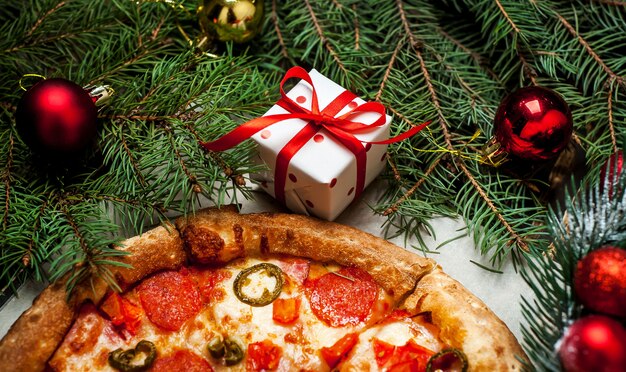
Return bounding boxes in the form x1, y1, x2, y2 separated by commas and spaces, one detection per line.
426, 348, 468, 372
108, 340, 156, 372
207, 336, 244, 366
233, 263, 283, 307
223, 338, 244, 366
207, 336, 226, 359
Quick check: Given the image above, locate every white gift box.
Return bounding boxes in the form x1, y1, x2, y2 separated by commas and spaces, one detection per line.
251, 69, 391, 221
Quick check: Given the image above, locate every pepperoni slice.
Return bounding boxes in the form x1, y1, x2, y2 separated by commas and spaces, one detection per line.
138, 270, 201, 331
151, 349, 214, 372
306, 267, 378, 327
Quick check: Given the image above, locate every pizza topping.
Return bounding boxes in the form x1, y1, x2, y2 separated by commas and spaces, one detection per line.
188, 267, 232, 304
108, 340, 156, 372
64, 303, 105, 353
223, 338, 244, 366
207, 336, 244, 366
272, 297, 301, 324
320, 332, 359, 369
150, 349, 214, 372
207, 336, 226, 359
233, 263, 284, 307
276, 258, 310, 285
373, 338, 435, 372
379, 309, 413, 324
100, 292, 142, 335
246, 340, 282, 371
138, 270, 201, 331
306, 266, 378, 327
426, 348, 468, 372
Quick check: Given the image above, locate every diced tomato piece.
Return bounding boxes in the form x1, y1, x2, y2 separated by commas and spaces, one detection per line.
187, 266, 232, 304
373, 338, 395, 367
100, 292, 142, 334
121, 302, 142, 334
388, 360, 422, 372
272, 297, 301, 325
246, 340, 282, 371
373, 338, 434, 372
100, 292, 123, 322
387, 309, 412, 321
374, 309, 413, 326
320, 333, 359, 369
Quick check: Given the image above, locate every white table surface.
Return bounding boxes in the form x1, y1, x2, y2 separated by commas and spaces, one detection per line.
0, 180, 533, 346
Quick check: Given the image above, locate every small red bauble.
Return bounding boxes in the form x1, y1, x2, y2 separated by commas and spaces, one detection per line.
558, 315, 626, 372
600, 151, 624, 196
574, 246, 626, 318
601, 152, 624, 180
493, 86, 573, 161
15, 78, 98, 158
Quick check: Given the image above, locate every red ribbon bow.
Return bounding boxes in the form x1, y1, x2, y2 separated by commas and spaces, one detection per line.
201, 66, 429, 206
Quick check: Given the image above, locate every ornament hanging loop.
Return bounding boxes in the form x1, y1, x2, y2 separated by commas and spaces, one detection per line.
18, 74, 46, 91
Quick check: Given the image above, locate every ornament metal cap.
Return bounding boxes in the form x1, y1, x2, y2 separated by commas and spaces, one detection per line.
84, 84, 114, 106
198, 0, 265, 44
480, 135, 509, 167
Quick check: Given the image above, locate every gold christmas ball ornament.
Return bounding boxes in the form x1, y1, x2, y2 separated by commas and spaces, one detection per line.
198, 0, 264, 43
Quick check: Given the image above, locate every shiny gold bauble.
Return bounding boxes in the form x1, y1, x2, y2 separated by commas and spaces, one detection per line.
197, 0, 264, 43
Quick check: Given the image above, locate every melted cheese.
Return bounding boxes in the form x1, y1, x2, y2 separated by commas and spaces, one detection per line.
49, 257, 446, 372
342, 317, 445, 371
212, 259, 353, 370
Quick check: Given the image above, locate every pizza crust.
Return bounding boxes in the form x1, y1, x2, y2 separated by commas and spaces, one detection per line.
0, 206, 527, 371
0, 279, 76, 371
402, 267, 528, 371
110, 222, 186, 290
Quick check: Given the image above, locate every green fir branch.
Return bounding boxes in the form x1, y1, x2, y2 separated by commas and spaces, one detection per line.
2, 0, 626, 296
521, 156, 626, 370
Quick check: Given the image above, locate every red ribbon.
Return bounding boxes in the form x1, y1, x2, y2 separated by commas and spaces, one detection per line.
201, 66, 429, 206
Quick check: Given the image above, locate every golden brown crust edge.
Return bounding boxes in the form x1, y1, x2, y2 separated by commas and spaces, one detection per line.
0, 223, 185, 372
402, 267, 528, 371
175, 206, 436, 302
111, 222, 186, 289
0, 279, 76, 372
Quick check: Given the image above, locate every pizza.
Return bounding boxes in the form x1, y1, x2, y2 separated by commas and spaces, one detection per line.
0, 206, 527, 371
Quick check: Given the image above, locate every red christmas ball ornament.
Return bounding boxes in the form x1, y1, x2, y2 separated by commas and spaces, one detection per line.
558, 315, 626, 372
15, 78, 98, 159
493, 86, 573, 161
600, 151, 624, 196
574, 246, 626, 318
600, 152, 624, 180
